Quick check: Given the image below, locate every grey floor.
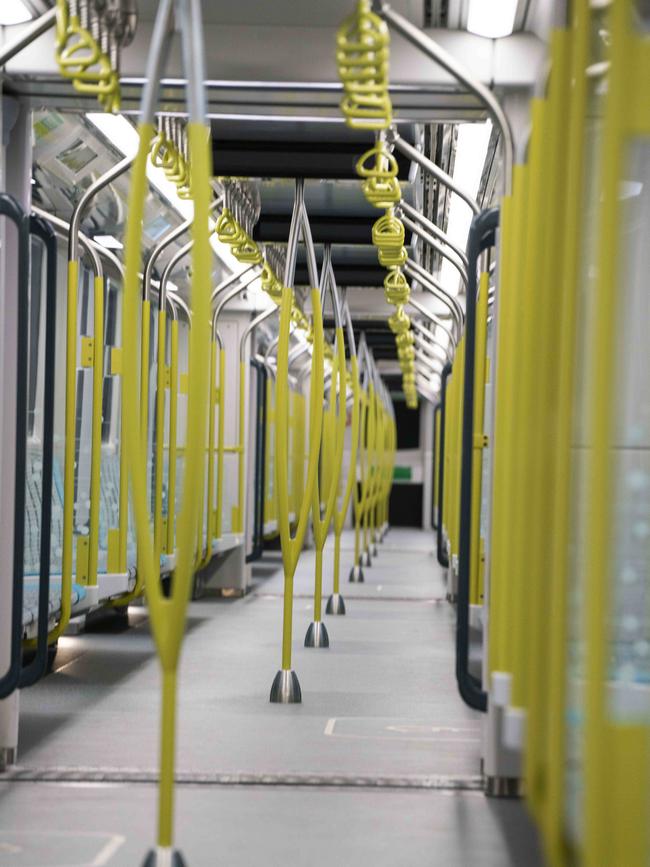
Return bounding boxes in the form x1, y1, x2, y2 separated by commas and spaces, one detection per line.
0, 529, 545, 866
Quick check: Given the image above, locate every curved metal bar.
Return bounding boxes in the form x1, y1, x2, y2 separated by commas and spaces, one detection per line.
210, 264, 259, 304
160, 239, 193, 308
377, 5, 514, 194
407, 294, 456, 353
405, 259, 464, 338
240, 306, 278, 363
33, 207, 103, 276
320, 244, 342, 328
0, 7, 57, 66
69, 157, 134, 263
387, 129, 480, 215
143, 198, 222, 302
400, 213, 468, 287
166, 290, 191, 323
398, 200, 469, 268
212, 269, 262, 345
413, 329, 448, 367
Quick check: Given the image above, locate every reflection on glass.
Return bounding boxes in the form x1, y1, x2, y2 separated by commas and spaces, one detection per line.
564, 10, 609, 845
608, 139, 650, 722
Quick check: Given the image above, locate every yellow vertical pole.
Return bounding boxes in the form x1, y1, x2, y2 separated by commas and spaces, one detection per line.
216, 347, 226, 539
153, 307, 167, 567
87, 274, 104, 588
166, 319, 179, 556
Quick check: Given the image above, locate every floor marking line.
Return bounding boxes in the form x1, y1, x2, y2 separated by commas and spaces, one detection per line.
324, 718, 337, 736
92, 834, 126, 866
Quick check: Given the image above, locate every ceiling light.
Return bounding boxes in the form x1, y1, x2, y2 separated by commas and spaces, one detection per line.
0, 1, 33, 25
467, 0, 518, 38
94, 234, 123, 250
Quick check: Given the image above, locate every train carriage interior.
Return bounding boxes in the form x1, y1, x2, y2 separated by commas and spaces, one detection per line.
0, 0, 649, 864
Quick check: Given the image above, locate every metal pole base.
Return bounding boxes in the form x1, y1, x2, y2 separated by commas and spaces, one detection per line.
362, 549, 372, 567
348, 564, 364, 583
484, 775, 524, 799
304, 621, 330, 648
325, 593, 346, 615
0, 747, 16, 772
371, 543, 378, 557
269, 669, 302, 703
143, 847, 187, 866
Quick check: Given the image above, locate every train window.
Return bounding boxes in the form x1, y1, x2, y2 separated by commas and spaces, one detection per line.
563, 36, 608, 844
393, 394, 420, 449
101, 277, 119, 443
607, 139, 650, 723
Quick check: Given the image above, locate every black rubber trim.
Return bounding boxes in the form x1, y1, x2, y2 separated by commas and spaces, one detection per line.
456, 206, 499, 713
0, 195, 31, 699
19, 215, 57, 688
432, 403, 440, 531
435, 363, 452, 568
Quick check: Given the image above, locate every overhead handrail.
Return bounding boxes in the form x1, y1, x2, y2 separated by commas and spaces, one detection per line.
405, 259, 464, 333
0, 195, 31, 700
456, 208, 498, 713
398, 199, 469, 268
0, 7, 57, 66
119, 0, 214, 860
375, 4, 514, 195
304, 244, 346, 648
20, 215, 58, 688
270, 178, 325, 704
386, 128, 480, 216
399, 212, 469, 288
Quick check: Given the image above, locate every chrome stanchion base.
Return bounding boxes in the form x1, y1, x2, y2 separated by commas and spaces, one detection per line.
304, 621, 330, 648
0, 747, 16, 772
143, 847, 187, 866
371, 542, 378, 557
269, 669, 302, 704
484, 775, 524, 799
348, 564, 364, 583
325, 593, 346, 615
362, 549, 372, 567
